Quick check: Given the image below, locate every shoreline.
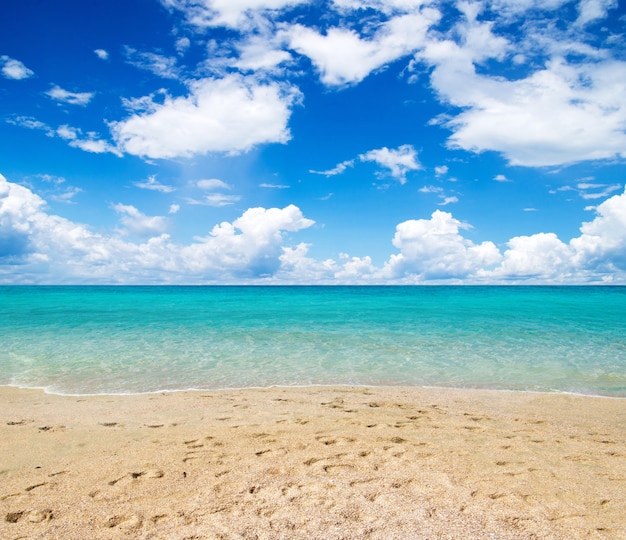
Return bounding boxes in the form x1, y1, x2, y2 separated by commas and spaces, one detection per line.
4, 383, 626, 400
1, 385, 625, 539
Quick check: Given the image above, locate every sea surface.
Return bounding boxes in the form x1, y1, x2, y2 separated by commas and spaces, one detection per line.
0, 286, 625, 397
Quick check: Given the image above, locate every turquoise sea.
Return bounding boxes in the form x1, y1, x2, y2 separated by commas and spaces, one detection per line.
0, 286, 625, 397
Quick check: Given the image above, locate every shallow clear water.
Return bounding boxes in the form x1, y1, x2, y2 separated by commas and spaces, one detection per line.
1, 286, 625, 396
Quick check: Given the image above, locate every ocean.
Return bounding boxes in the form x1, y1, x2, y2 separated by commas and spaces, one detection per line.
1, 286, 625, 397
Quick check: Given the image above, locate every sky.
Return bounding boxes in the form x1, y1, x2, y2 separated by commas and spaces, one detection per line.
1, 0, 626, 284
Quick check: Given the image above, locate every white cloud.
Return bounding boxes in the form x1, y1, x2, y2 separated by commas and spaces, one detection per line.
111, 74, 300, 159
576, 0, 617, 27
134, 175, 176, 193
419, 185, 442, 194
331, 0, 428, 14
194, 179, 239, 205
57, 124, 122, 156
576, 183, 621, 200
571, 186, 626, 273
125, 47, 179, 79
162, 0, 308, 29
359, 144, 421, 183
310, 145, 420, 182
418, 3, 626, 167
197, 178, 231, 190
489, 233, 573, 280
180, 205, 315, 278
46, 85, 94, 106
383, 210, 501, 280
112, 203, 170, 237
203, 193, 242, 207
49, 186, 83, 204
309, 159, 355, 177
439, 196, 458, 205
0, 175, 316, 283
284, 10, 439, 86
494, 174, 510, 182
1, 56, 34, 80
175, 37, 191, 54
3, 174, 626, 284
260, 183, 290, 189
441, 58, 626, 166
419, 185, 458, 205
94, 49, 109, 60
234, 34, 292, 72
169, 204, 181, 214
484, 186, 626, 281
553, 182, 622, 200
484, 0, 569, 18
7, 116, 55, 136
434, 165, 448, 176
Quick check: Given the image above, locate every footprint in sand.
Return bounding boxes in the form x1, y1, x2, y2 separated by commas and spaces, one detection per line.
38, 425, 65, 432
25, 482, 48, 492
108, 468, 164, 485
6, 419, 32, 426
104, 513, 143, 530
5, 509, 53, 523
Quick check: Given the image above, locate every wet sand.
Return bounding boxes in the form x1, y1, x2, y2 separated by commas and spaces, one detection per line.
1, 386, 625, 539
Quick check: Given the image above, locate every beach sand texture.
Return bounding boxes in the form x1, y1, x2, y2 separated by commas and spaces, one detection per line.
1, 386, 624, 539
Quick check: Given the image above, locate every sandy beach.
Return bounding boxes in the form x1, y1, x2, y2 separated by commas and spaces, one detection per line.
1, 386, 624, 539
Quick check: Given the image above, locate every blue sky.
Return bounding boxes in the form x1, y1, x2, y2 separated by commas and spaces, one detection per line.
1, 0, 626, 284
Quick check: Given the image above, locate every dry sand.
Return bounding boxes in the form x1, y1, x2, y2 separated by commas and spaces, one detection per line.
1, 385, 624, 539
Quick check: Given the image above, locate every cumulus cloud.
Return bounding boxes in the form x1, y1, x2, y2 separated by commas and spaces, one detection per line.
482, 186, 626, 282
1, 56, 34, 80
2, 174, 626, 284
418, 3, 626, 167
442, 59, 626, 166
181, 205, 315, 277
234, 34, 293, 72
359, 144, 421, 183
111, 75, 300, 159
284, 10, 439, 86
46, 85, 95, 106
571, 186, 626, 274
0, 174, 315, 283
488, 233, 573, 280
384, 210, 501, 280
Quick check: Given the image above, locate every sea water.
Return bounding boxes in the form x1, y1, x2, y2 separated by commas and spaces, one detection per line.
0, 286, 625, 397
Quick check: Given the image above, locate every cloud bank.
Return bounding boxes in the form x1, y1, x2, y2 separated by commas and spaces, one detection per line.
2, 174, 625, 284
